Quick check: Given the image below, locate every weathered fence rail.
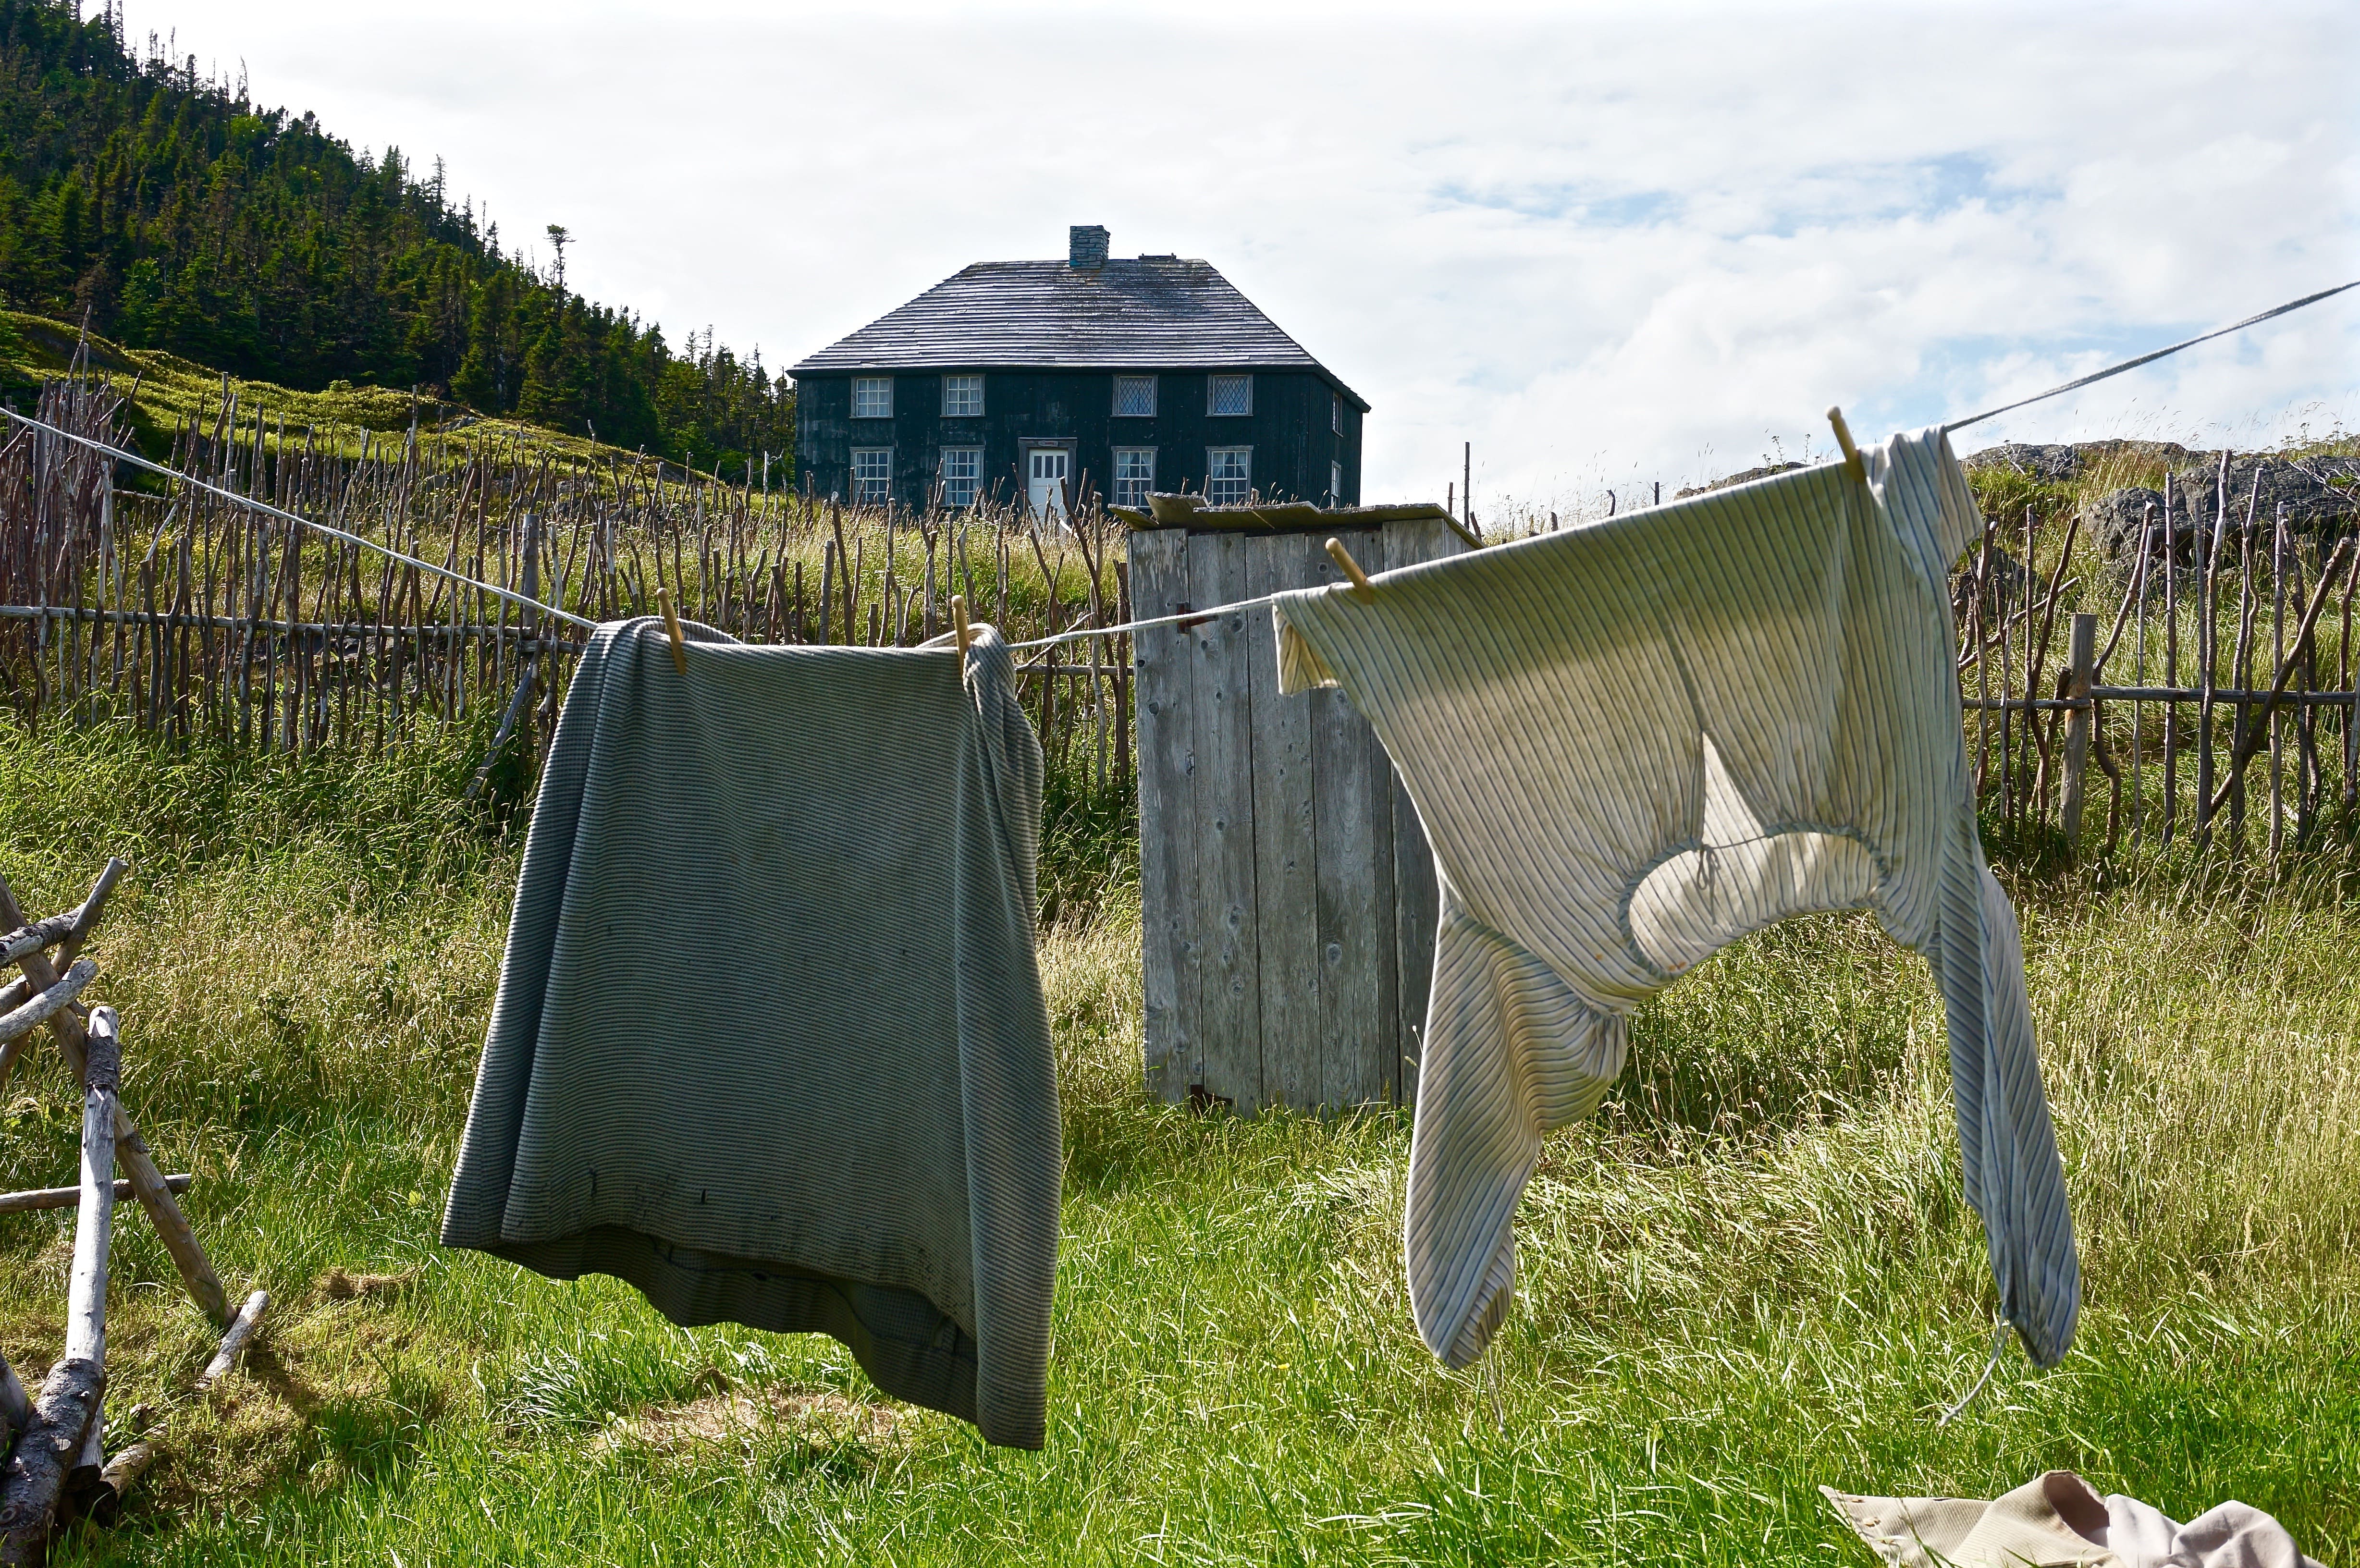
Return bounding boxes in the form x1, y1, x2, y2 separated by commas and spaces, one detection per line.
0, 377, 1134, 794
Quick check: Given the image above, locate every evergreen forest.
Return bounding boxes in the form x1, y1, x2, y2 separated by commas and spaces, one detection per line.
0, 0, 792, 475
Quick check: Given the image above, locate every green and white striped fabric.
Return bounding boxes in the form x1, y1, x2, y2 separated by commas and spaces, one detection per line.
442, 618, 1058, 1449
1272, 427, 2078, 1371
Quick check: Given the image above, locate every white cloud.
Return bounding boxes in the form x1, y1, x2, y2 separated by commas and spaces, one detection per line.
137, 0, 2357, 511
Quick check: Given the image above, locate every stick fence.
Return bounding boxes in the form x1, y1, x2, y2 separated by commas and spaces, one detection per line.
0, 378, 1134, 798
1958, 455, 2360, 860
10, 376, 2355, 866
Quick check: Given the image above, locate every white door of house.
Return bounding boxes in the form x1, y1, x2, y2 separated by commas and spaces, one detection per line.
1028, 448, 1071, 523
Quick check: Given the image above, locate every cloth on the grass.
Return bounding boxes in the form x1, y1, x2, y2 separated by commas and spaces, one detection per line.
1822, 1471, 2325, 1568
1270, 426, 2077, 1370
441, 616, 1057, 1450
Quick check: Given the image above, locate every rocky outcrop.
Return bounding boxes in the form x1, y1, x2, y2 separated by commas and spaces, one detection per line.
1673, 461, 1804, 500
2094, 456, 2359, 560
1960, 440, 2200, 486
1960, 441, 2359, 561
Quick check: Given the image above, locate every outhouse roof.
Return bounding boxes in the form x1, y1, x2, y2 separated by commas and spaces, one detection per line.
790, 257, 1368, 410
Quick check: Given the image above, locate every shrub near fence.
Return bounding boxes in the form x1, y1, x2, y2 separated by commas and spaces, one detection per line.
0, 377, 1135, 877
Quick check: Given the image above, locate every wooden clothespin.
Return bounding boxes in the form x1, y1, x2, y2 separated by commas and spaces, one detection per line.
1324, 537, 1376, 603
1826, 406, 1866, 481
654, 588, 688, 675
952, 594, 973, 656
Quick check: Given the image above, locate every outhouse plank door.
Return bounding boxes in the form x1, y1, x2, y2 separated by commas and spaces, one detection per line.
1245, 533, 1324, 1111
1308, 526, 1394, 1108
1188, 531, 1263, 1113
1130, 527, 1199, 1102
1383, 517, 1459, 1105
1130, 516, 1464, 1115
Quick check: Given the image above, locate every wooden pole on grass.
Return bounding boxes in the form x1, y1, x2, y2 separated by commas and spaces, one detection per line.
0, 867, 232, 1327
0, 1007, 119, 1563
196, 1291, 270, 1393
0, 1175, 194, 1214
0, 1353, 28, 1451
0, 856, 125, 1094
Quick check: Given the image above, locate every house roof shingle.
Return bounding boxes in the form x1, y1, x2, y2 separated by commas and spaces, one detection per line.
791, 257, 1367, 409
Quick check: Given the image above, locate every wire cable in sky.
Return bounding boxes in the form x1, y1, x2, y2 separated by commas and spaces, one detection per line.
1945, 279, 2360, 431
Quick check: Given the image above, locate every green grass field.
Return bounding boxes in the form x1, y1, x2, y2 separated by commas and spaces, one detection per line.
1, 720, 2355, 1566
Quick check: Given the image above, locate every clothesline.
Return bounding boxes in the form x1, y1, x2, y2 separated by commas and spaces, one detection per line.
6, 274, 2353, 649
1007, 276, 2360, 651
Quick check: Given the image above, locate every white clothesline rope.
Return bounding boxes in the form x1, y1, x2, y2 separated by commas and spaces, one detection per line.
1001, 596, 1283, 650
8, 275, 2352, 651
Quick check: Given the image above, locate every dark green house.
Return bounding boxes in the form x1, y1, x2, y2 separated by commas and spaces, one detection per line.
791, 226, 1367, 516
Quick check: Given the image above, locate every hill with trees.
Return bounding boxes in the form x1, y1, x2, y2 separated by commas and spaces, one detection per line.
0, 0, 791, 476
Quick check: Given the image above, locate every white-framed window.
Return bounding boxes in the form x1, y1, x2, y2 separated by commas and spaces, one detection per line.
852, 377, 893, 419
851, 448, 893, 506
1205, 447, 1252, 505
1332, 393, 1344, 435
1331, 461, 1344, 503
1113, 447, 1156, 507
1113, 375, 1157, 417
940, 375, 983, 418
1208, 374, 1252, 416
940, 447, 982, 508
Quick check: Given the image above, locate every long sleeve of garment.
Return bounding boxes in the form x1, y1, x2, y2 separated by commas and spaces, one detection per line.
1270, 426, 2078, 1371
442, 618, 1058, 1449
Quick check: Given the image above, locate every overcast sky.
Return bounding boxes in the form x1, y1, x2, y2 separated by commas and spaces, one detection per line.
141, 0, 2357, 517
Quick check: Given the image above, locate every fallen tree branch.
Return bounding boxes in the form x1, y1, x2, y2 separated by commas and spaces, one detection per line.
195, 1292, 269, 1393
0, 1175, 192, 1216
0, 871, 232, 1328
65, 1441, 155, 1530
0, 1008, 119, 1563
0, 960, 96, 1044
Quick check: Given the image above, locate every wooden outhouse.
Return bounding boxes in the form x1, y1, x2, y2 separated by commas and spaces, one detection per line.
1125, 499, 1474, 1114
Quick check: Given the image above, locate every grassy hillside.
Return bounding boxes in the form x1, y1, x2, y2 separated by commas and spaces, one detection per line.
0, 0, 790, 472
0, 718, 2353, 1565
1, 307, 684, 471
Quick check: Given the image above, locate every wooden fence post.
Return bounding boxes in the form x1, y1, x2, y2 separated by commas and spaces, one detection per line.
2059, 612, 2097, 849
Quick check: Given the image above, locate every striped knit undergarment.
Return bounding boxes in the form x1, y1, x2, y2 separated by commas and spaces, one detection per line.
1272, 426, 2079, 1371
442, 619, 1059, 1449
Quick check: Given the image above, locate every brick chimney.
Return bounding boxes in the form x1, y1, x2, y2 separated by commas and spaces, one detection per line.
1068, 225, 1110, 270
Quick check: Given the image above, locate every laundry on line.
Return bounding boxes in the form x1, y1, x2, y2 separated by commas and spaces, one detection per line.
1270, 425, 2079, 1370
442, 617, 1060, 1449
